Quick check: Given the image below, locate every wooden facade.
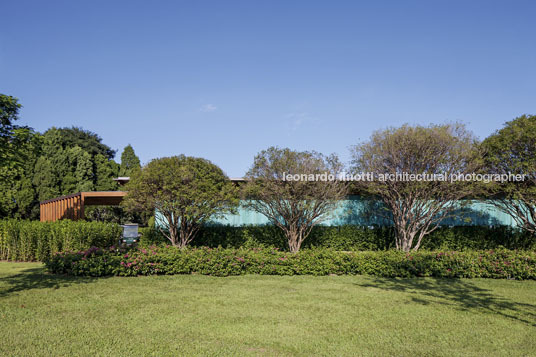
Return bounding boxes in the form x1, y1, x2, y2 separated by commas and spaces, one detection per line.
40, 191, 127, 222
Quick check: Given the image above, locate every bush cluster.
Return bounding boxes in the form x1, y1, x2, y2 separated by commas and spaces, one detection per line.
0, 219, 122, 261
140, 225, 536, 251
45, 246, 536, 279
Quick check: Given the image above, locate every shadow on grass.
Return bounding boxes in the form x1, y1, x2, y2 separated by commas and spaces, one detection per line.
356, 277, 536, 326
0, 266, 102, 298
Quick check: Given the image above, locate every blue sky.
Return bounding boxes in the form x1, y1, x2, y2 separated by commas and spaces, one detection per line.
1, 0, 535, 177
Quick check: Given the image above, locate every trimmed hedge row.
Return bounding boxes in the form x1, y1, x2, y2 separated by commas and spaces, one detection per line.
45, 246, 536, 279
140, 225, 536, 251
0, 220, 122, 261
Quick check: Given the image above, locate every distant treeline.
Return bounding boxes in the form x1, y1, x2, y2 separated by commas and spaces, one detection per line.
0, 94, 141, 221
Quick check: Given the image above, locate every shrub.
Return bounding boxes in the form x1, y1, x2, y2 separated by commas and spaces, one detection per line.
0, 219, 122, 261
140, 225, 536, 251
44, 246, 536, 280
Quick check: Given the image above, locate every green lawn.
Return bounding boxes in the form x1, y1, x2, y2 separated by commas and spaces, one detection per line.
1, 263, 535, 356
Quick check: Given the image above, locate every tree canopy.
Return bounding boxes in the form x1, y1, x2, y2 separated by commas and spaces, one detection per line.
350, 123, 482, 251
122, 155, 239, 247
481, 114, 536, 233
245, 147, 347, 252
119, 144, 141, 177
0, 95, 128, 220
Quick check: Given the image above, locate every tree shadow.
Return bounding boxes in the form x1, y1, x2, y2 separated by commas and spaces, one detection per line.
355, 277, 536, 326
0, 266, 102, 298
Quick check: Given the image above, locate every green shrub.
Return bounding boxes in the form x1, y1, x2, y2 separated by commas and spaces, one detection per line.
140, 224, 536, 251
45, 246, 536, 280
0, 219, 122, 261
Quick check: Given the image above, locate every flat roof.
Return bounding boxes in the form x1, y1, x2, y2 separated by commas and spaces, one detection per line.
40, 191, 127, 205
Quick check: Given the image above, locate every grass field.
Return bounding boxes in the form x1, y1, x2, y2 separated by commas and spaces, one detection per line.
1, 262, 535, 356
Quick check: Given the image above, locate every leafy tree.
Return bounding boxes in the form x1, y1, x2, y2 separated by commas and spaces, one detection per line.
0, 95, 42, 219
481, 114, 536, 234
0, 129, 42, 219
34, 127, 118, 200
54, 126, 115, 159
350, 123, 481, 252
94, 154, 120, 191
33, 156, 59, 202
245, 147, 347, 253
72, 146, 95, 192
0, 94, 21, 128
0, 94, 24, 165
122, 156, 239, 248
0, 98, 121, 218
119, 144, 141, 177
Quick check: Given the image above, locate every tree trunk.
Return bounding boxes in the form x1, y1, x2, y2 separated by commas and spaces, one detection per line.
396, 229, 415, 252
178, 219, 192, 249
287, 228, 302, 253
168, 224, 179, 247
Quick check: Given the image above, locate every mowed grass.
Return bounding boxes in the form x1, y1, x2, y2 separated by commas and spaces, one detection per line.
1, 263, 535, 356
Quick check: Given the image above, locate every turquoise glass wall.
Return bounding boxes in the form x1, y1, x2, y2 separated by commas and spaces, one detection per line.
157, 196, 519, 228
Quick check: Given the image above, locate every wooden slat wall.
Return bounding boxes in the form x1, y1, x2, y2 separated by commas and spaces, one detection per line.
39, 191, 124, 222
40, 193, 83, 222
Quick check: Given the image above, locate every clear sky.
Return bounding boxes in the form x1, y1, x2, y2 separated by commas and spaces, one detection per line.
1, 0, 535, 177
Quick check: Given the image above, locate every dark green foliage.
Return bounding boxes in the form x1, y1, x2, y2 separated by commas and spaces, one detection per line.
0, 94, 24, 161
140, 225, 536, 251
94, 154, 120, 191
34, 127, 119, 199
0, 98, 122, 219
0, 95, 42, 219
123, 156, 239, 247
0, 220, 121, 261
0, 129, 42, 219
52, 127, 115, 159
481, 114, 536, 233
44, 246, 536, 279
119, 144, 141, 177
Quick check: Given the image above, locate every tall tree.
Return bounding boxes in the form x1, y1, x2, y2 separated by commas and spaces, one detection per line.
0, 129, 42, 219
33, 156, 59, 202
245, 147, 347, 252
55, 126, 115, 159
94, 154, 120, 191
0, 95, 42, 219
119, 144, 141, 177
34, 127, 118, 200
350, 123, 481, 252
0, 94, 24, 165
481, 114, 536, 234
122, 156, 239, 248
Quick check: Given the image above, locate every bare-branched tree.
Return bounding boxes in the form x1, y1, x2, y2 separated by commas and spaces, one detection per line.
245, 147, 348, 253
350, 123, 481, 251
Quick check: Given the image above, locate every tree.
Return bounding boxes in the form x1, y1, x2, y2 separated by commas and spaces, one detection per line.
0, 129, 42, 219
122, 155, 239, 248
0, 94, 24, 164
54, 126, 115, 159
33, 156, 59, 202
245, 147, 347, 253
350, 123, 481, 252
34, 127, 119, 199
0, 95, 42, 219
94, 154, 120, 191
0, 94, 31, 174
119, 144, 141, 177
481, 114, 536, 234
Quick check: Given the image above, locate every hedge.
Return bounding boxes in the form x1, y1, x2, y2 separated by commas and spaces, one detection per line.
45, 246, 536, 279
140, 225, 536, 251
0, 219, 122, 261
